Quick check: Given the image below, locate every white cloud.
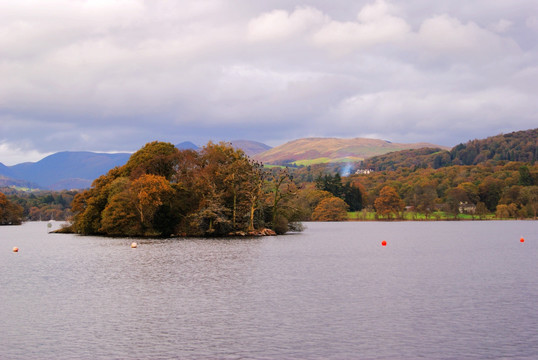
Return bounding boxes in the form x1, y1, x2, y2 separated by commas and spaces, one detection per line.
417, 14, 521, 59
329, 87, 538, 144
526, 16, 538, 31
0, 142, 52, 166
312, 0, 410, 52
247, 6, 327, 42
490, 19, 513, 33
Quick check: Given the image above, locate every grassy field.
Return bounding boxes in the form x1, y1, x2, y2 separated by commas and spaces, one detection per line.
347, 211, 497, 221
292, 156, 363, 166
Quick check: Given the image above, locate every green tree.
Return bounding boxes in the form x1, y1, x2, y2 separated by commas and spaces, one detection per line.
343, 182, 363, 211
519, 186, 538, 218
316, 173, 343, 198
519, 166, 534, 186
479, 177, 503, 212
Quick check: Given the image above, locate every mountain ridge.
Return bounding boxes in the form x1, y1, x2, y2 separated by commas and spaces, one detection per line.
254, 137, 449, 165
2, 130, 533, 190
0, 140, 273, 190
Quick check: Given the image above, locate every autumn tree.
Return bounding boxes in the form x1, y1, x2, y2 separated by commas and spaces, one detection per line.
69, 141, 302, 237
445, 187, 469, 217
496, 204, 510, 219
0, 192, 23, 225
294, 187, 333, 220
131, 174, 174, 234
374, 186, 404, 219
312, 196, 349, 221
266, 168, 302, 234
122, 141, 180, 180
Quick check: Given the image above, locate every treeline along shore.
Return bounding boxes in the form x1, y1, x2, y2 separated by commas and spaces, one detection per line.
1, 130, 537, 233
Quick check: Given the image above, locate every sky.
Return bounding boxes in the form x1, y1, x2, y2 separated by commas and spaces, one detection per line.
1, 0, 537, 165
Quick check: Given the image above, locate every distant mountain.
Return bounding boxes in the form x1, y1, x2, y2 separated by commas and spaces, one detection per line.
176, 141, 199, 150
0, 152, 131, 190
364, 128, 537, 171
0, 140, 270, 190
0, 175, 40, 189
230, 140, 272, 157
254, 137, 448, 166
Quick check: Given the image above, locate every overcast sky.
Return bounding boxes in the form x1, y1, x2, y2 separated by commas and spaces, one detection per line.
1, 0, 537, 165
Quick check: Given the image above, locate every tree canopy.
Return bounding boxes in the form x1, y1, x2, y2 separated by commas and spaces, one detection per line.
70, 141, 302, 237
0, 192, 23, 225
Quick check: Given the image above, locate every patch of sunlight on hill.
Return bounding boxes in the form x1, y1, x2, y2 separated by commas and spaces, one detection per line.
292, 157, 363, 166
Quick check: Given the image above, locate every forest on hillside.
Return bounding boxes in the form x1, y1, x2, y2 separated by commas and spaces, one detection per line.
364, 128, 537, 171
2, 129, 537, 232
1, 187, 77, 221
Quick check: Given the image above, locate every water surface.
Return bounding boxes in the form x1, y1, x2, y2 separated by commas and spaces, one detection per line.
1, 221, 537, 359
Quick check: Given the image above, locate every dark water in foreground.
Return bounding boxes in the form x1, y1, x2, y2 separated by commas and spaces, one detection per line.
1, 221, 537, 359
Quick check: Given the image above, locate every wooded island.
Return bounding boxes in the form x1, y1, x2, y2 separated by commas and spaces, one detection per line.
67, 141, 306, 237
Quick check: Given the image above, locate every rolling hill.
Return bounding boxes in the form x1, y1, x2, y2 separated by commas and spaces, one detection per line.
0, 152, 131, 190
254, 137, 449, 166
364, 128, 537, 171
175, 141, 199, 150
230, 140, 272, 157
0, 140, 273, 190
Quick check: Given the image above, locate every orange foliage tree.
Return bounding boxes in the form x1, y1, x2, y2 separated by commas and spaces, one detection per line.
374, 186, 405, 219
70, 141, 297, 237
0, 192, 24, 225
312, 196, 349, 221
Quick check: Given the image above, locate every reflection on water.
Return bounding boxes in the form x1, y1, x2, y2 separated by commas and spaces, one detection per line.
1, 221, 537, 359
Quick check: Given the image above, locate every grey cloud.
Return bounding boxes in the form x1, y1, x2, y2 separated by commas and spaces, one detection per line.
0, 0, 536, 164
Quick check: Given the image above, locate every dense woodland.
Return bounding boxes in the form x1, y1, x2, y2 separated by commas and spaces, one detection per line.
1, 129, 537, 232
1, 187, 77, 221
364, 128, 537, 171
68, 141, 308, 237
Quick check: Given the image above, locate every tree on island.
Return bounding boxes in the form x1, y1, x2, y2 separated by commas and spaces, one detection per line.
69, 141, 302, 237
0, 192, 24, 225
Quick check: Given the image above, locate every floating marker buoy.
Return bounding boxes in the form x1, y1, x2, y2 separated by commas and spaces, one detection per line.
13, 247, 19, 252
131, 242, 138, 248
520, 238, 525, 243
381, 240, 387, 247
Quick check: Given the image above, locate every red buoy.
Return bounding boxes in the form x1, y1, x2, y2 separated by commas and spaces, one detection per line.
381, 240, 387, 247
12, 247, 19, 253
520, 238, 525, 243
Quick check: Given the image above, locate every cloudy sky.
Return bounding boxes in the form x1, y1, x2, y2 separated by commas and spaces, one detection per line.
1, 0, 537, 165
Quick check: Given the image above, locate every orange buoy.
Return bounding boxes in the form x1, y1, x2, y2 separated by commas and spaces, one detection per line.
13, 247, 19, 252
131, 242, 138, 248
520, 238, 525, 243
381, 240, 387, 247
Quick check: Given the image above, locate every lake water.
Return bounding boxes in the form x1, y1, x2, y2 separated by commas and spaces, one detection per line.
1, 221, 537, 359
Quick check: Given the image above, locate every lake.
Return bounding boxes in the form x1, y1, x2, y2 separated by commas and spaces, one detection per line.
1, 221, 537, 359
